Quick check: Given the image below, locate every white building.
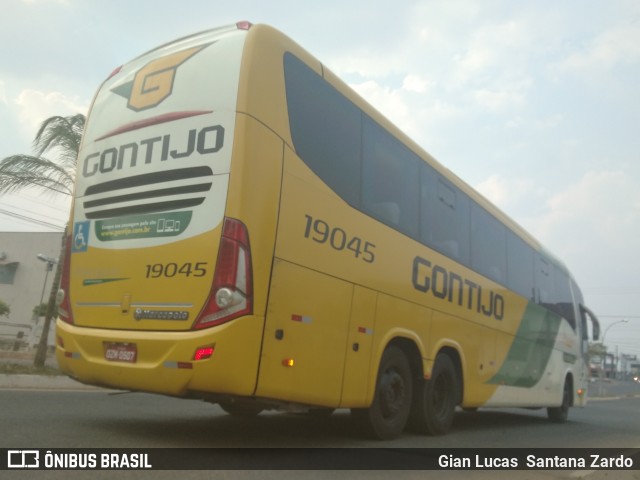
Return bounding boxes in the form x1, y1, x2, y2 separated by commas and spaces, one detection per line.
0, 231, 63, 351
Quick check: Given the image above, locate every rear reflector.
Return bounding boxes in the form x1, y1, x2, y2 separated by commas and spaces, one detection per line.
193, 346, 215, 361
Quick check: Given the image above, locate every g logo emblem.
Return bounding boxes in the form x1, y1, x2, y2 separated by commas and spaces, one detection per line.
112, 44, 209, 111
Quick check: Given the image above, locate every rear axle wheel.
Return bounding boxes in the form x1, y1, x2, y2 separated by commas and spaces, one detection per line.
353, 345, 413, 440
409, 353, 459, 435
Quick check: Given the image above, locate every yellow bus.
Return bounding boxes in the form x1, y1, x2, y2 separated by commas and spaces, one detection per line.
56, 21, 600, 439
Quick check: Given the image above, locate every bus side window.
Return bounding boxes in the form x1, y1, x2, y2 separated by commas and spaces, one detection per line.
362, 117, 419, 239
420, 166, 470, 265
554, 266, 576, 329
506, 231, 535, 300
471, 204, 506, 284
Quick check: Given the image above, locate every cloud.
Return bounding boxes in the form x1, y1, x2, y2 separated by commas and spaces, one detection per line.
14, 89, 88, 136
473, 88, 525, 113
559, 23, 640, 71
527, 170, 640, 324
402, 74, 433, 93
475, 169, 640, 265
536, 170, 640, 248
452, 19, 531, 82
475, 174, 541, 214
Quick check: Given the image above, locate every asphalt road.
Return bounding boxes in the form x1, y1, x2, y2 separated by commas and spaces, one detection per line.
0, 389, 638, 448
1, 384, 640, 480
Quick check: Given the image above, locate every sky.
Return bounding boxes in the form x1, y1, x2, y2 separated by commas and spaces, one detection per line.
1, 0, 639, 361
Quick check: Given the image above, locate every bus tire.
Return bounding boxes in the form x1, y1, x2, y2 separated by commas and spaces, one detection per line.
547, 378, 571, 423
409, 353, 458, 435
353, 345, 413, 440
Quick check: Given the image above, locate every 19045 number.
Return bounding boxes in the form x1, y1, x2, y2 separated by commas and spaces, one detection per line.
304, 214, 375, 263
145, 262, 207, 278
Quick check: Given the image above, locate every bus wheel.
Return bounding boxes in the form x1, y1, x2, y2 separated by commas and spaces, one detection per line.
410, 353, 458, 435
547, 379, 571, 423
353, 345, 413, 440
219, 400, 263, 417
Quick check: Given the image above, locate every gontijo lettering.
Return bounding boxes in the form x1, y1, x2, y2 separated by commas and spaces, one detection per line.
82, 124, 224, 177
412, 255, 505, 320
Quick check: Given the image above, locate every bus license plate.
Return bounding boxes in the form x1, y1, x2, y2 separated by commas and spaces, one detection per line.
104, 342, 137, 363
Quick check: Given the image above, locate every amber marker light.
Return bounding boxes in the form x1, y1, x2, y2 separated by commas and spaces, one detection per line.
282, 358, 295, 367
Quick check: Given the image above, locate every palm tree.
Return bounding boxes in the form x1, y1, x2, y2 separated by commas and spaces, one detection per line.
0, 113, 85, 368
0, 113, 84, 196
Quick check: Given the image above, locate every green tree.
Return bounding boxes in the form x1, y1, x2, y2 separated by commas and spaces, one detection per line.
0, 114, 83, 195
0, 113, 85, 367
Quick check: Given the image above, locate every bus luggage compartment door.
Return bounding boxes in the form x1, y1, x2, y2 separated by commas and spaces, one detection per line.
256, 259, 353, 407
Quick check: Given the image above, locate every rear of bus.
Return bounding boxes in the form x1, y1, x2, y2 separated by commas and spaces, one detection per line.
56, 22, 274, 398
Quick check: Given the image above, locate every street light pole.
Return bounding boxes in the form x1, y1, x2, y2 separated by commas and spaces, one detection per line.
599, 319, 629, 396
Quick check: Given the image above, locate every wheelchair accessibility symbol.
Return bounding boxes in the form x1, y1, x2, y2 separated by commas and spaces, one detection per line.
72, 221, 90, 253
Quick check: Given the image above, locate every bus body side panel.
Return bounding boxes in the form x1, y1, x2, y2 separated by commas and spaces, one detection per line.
340, 286, 377, 406
257, 259, 353, 407
255, 147, 378, 408
271, 136, 581, 410
484, 304, 582, 408
224, 113, 284, 322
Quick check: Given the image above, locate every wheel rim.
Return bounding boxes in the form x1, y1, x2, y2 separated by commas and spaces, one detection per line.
379, 367, 407, 419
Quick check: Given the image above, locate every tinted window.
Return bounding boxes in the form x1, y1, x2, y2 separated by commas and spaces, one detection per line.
284, 53, 361, 206
553, 266, 576, 328
507, 232, 534, 299
362, 118, 419, 238
535, 255, 576, 326
421, 166, 470, 264
471, 205, 507, 284
535, 254, 554, 308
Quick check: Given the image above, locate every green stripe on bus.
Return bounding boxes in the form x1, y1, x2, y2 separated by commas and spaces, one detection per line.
488, 302, 561, 388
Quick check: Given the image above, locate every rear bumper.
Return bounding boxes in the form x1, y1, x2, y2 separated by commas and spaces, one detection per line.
55, 315, 263, 397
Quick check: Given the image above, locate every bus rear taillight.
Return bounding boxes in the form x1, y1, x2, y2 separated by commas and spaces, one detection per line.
57, 232, 74, 324
193, 218, 253, 329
